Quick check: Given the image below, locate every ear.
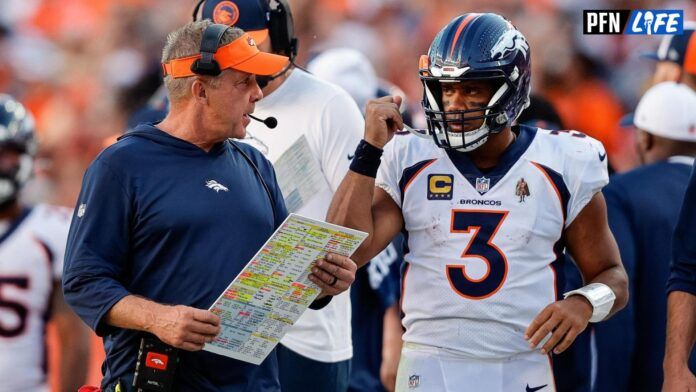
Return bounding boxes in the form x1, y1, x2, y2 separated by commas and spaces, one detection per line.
191, 78, 208, 104
636, 129, 653, 152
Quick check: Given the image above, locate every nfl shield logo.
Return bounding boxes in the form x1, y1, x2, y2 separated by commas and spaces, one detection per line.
408, 375, 420, 389
475, 176, 490, 194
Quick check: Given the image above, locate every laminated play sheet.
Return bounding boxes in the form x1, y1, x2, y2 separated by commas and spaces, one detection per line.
203, 213, 367, 364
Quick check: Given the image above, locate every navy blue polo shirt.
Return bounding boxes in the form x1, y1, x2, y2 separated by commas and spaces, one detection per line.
63, 124, 288, 391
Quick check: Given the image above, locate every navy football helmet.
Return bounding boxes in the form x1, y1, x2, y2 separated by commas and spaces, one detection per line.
419, 13, 531, 151
0, 95, 36, 207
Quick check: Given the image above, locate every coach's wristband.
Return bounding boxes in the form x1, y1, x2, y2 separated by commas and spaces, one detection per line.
349, 140, 383, 178
563, 283, 616, 323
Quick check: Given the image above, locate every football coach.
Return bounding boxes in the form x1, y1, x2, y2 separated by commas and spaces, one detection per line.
62, 20, 356, 392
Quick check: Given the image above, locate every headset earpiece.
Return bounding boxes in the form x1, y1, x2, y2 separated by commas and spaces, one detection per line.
267, 0, 297, 59
190, 23, 229, 76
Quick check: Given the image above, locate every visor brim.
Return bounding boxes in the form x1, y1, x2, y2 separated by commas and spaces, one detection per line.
247, 29, 269, 45
619, 112, 635, 127
232, 51, 289, 76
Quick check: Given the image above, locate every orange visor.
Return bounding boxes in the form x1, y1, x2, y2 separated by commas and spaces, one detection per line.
162, 33, 289, 78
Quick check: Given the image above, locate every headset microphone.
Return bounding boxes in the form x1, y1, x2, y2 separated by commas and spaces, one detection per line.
249, 114, 278, 129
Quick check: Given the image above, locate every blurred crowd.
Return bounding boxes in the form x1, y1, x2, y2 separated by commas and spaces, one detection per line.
0, 0, 693, 206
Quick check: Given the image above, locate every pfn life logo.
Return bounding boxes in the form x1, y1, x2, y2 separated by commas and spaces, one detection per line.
583, 10, 683, 35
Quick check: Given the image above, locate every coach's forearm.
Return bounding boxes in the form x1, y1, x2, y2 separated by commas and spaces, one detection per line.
103, 294, 167, 334
664, 291, 696, 369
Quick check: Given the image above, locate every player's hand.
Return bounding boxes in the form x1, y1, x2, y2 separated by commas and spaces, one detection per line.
309, 253, 357, 297
364, 96, 404, 149
151, 304, 221, 351
663, 366, 696, 392
525, 295, 593, 355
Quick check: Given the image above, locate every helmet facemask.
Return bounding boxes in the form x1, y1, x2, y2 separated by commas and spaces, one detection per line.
0, 146, 33, 209
0, 96, 37, 210
420, 62, 516, 152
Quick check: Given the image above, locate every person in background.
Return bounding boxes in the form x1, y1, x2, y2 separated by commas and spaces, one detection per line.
308, 47, 407, 392
595, 82, 696, 391
642, 22, 696, 87
664, 165, 696, 392
0, 94, 90, 392
197, 2, 366, 391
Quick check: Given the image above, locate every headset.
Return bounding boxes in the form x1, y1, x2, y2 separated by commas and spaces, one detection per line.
189, 23, 230, 76
192, 0, 298, 60
230, 140, 278, 221
266, 0, 298, 59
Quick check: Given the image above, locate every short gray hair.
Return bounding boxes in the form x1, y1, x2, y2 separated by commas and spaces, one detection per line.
162, 20, 244, 102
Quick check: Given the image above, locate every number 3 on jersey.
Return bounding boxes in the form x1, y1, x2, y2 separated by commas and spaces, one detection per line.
448, 210, 509, 299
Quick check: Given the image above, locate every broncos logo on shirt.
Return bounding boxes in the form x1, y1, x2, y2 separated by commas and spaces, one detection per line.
206, 180, 229, 192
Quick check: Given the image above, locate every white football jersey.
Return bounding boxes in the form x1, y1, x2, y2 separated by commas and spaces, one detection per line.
0, 204, 72, 391
376, 126, 608, 359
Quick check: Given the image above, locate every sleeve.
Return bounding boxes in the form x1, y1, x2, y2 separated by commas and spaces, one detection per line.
62, 158, 133, 336
593, 181, 637, 391
566, 137, 609, 226
375, 139, 402, 206
668, 166, 696, 295
316, 91, 364, 192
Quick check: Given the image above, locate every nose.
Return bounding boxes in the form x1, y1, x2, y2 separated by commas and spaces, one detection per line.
251, 76, 263, 102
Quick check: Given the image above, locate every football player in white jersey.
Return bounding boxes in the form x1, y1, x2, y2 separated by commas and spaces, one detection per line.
0, 95, 90, 391
327, 13, 628, 392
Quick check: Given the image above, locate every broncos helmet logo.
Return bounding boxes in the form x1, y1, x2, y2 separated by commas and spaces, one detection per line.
490, 29, 529, 60
206, 180, 229, 193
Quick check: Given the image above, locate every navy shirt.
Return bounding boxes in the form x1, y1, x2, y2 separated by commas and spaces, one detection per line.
63, 124, 289, 391
595, 158, 696, 391
669, 163, 696, 296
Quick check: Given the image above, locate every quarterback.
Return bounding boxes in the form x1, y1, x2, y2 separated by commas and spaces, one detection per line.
327, 13, 628, 391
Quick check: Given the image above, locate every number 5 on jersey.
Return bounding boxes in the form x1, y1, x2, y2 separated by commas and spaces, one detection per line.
448, 210, 509, 299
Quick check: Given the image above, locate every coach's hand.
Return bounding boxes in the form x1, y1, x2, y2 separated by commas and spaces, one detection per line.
364, 96, 404, 149
524, 295, 593, 355
309, 253, 357, 298
151, 305, 221, 351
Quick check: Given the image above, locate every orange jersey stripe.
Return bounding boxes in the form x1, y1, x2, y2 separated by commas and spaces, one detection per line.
402, 159, 438, 195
